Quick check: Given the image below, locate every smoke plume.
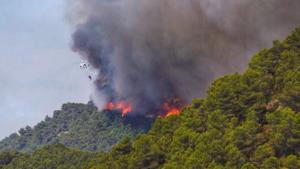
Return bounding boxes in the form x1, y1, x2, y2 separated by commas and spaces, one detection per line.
68, 0, 300, 115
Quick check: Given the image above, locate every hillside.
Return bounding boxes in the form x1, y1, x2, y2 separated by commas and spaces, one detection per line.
86, 27, 300, 169
0, 26, 299, 169
0, 102, 153, 153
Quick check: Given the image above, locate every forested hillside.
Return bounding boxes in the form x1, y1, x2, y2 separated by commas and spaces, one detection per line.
87, 27, 300, 169
0, 26, 299, 169
0, 103, 153, 153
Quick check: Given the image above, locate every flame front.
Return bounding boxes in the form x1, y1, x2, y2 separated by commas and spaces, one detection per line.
104, 98, 184, 117
164, 108, 181, 117
161, 98, 184, 117
105, 101, 132, 116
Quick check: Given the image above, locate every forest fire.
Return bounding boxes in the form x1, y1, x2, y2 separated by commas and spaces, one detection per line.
105, 101, 132, 117
105, 98, 184, 118
163, 106, 181, 117
160, 98, 184, 117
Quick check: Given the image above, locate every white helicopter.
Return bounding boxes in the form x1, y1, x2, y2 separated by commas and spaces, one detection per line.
79, 62, 89, 69
78, 62, 93, 80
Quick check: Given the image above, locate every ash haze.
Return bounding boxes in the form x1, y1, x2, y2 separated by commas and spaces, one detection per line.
70, 0, 300, 115
0, 0, 90, 139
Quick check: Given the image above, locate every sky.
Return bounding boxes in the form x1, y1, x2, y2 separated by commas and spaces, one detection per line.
0, 0, 91, 139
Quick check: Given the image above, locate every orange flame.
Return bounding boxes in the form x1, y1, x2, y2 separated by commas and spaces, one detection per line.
165, 108, 181, 117
105, 98, 184, 117
105, 101, 132, 116
161, 98, 184, 117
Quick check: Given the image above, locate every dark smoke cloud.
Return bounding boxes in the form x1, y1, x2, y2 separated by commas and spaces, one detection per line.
69, 0, 300, 115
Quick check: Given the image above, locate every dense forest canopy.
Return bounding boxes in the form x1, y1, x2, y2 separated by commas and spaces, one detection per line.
0, 103, 153, 153
0, 27, 299, 169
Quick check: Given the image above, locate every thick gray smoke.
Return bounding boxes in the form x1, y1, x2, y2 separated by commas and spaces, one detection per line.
69, 0, 300, 115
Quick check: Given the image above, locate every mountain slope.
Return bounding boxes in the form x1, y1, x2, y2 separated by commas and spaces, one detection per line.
87, 26, 300, 169
0, 103, 153, 152
0, 144, 97, 169
0, 26, 299, 169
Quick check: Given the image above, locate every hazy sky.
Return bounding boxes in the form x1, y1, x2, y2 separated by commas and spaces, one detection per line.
0, 0, 91, 139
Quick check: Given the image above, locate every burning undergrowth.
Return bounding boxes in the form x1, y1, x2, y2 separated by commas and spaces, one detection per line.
105, 101, 132, 117
105, 98, 185, 117
68, 0, 300, 117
